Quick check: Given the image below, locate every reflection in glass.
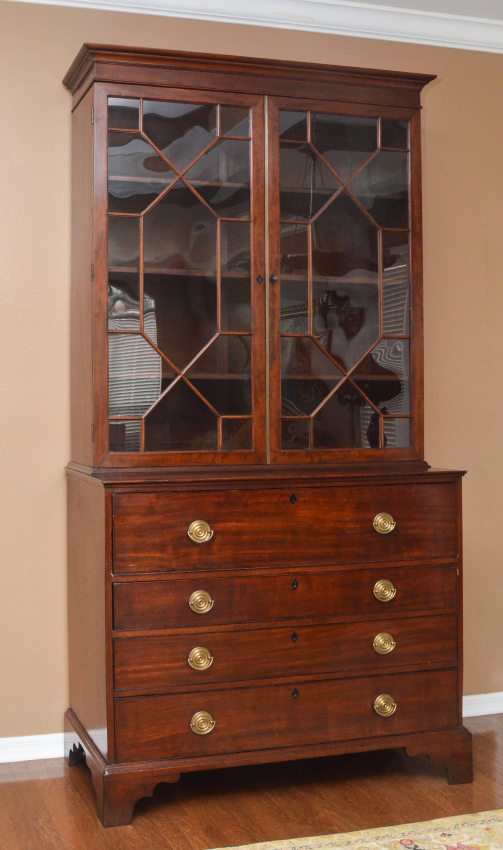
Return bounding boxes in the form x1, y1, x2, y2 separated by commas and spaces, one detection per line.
185, 139, 250, 218
108, 216, 140, 328
279, 111, 308, 141
109, 420, 142, 452
144, 184, 217, 274
381, 119, 408, 150
108, 132, 176, 213
349, 150, 409, 229
280, 143, 340, 221
280, 223, 309, 334
221, 221, 251, 274
222, 418, 252, 450
108, 333, 163, 418
312, 114, 378, 182
220, 107, 250, 138
144, 380, 218, 451
142, 101, 217, 172
187, 335, 251, 415
109, 215, 140, 269
383, 417, 411, 448
108, 98, 140, 130
383, 232, 410, 335
281, 337, 343, 416
353, 340, 410, 415
220, 221, 251, 332
281, 418, 310, 450
313, 381, 373, 448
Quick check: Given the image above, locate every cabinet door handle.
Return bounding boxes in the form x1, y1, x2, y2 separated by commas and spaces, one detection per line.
374, 694, 397, 716
188, 590, 214, 614
187, 520, 213, 543
190, 711, 216, 734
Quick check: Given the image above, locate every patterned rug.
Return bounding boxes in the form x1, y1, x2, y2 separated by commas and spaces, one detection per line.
212, 810, 503, 850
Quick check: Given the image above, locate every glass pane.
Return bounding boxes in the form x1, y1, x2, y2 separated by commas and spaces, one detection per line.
222, 418, 252, 450
312, 192, 379, 370
108, 215, 140, 270
144, 184, 217, 274
108, 98, 139, 130
144, 380, 218, 451
108, 282, 140, 332
313, 381, 373, 448
108, 333, 164, 417
221, 221, 251, 274
108, 132, 177, 214
282, 418, 310, 450
280, 143, 340, 222
383, 232, 410, 335
142, 101, 217, 172
185, 139, 250, 219
221, 221, 251, 333
361, 407, 381, 449
108, 216, 140, 330
280, 224, 309, 334
281, 337, 343, 416
353, 340, 410, 415
383, 417, 411, 448
349, 150, 409, 229
312, 115, 378, 183
109, 420, 142, 452
186, 335, 251, 415
279, 111, 308, 141
381, 119, 408, 150
220, 107, 250, 137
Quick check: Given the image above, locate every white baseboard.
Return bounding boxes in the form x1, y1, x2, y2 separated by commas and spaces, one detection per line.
462, 691, 503, 718
0, 695, 501, 763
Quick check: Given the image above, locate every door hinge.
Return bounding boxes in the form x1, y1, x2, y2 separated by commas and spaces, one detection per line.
91, 263, 94, 281
91, 424, 95, 441
91, 106, 94, 124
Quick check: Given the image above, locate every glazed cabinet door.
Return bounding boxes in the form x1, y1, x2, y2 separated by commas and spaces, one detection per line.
267, 98, 422, 463
97, 85, 266, 465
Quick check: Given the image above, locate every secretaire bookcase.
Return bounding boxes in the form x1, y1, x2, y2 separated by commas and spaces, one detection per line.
63, 44, 473, 827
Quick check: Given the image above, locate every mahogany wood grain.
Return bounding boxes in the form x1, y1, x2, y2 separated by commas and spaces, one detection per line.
113, 613, 459, 691
112, 481, 458, 573
113, 563, 458, 631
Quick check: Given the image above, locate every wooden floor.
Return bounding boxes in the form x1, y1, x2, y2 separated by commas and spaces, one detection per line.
1, 715, 502, 850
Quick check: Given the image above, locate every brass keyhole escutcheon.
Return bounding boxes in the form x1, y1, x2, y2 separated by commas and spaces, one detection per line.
188, 590, 214, 614
190, 711, 216, 735
373, 579, 397, 602
373, 632, 396, 654
374, 694, 397, 717
373, 512, 396, 534
187, 520, 214, 543
188, 647, 213, 670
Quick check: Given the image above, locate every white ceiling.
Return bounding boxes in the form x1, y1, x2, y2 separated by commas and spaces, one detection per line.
6, 0, 503, 52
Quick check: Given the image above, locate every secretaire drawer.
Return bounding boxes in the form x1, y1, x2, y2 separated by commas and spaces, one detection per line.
114, 668, 459, 763
113, 564, 458, 631
112, 482, 458, 574
113, 613, 459, 690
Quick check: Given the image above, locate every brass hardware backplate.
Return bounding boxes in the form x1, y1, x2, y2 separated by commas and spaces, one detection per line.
373, 512, 396, 534
374, 694, 397, 717
187, 520, 214, 543
373, 632, 396, 654
188, 646, 213, 670
190, 711, 216, 735
188, 590, 214, 614
373, 579, 397, 602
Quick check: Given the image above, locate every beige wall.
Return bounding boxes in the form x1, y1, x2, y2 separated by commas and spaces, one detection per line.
0, 0, 502, 738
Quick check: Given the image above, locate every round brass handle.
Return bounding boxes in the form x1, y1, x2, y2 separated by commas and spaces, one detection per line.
188, 590, 214, 614
373, 512, 396, 534
373, 632, 396, 654
374, 694, 397, 717
190, 711, 216, 735
187, 520, 214, 543
188, 646, 213, 670
373, 579, 397, 602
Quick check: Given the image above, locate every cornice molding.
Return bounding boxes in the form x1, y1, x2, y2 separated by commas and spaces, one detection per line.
7, 0, 503, 54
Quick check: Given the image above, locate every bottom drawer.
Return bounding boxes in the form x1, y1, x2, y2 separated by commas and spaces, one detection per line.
114, 668, 458, 763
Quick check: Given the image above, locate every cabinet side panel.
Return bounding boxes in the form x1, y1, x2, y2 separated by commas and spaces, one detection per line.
70, 87, 94, 465
67, 472, 107, 759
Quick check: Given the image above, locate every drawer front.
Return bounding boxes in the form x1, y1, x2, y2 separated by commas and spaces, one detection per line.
113, 564, 458, 631
112, 482, 458, 574
114, 668, 459, 762
114, 613, 459, 690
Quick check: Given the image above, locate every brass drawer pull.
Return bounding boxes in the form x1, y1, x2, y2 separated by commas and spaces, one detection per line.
188, 590, 214, 614
373, 579, 396, 602
188, 646, 213, 670
374, 694, 397, 717
187, 520, 214, 543
373, 632, 396, 654
190, 711, 216, 735
373, 512, 396, 534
